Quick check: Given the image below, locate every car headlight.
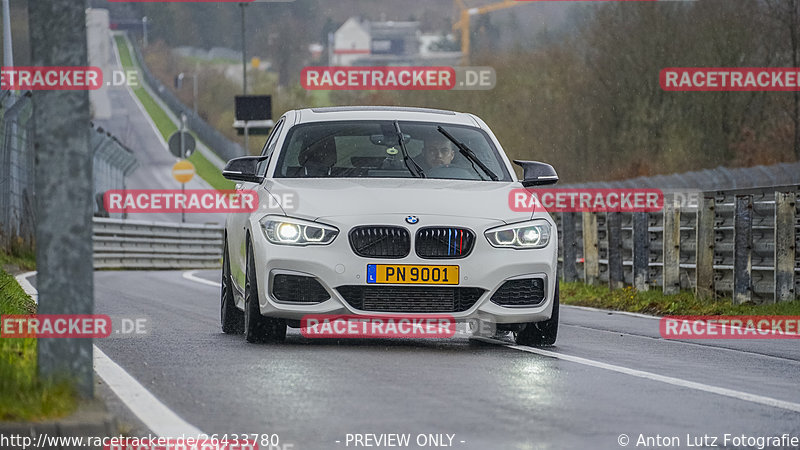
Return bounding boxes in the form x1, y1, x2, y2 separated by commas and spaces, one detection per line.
260, 216, 338, 246
485, 220, 551, 249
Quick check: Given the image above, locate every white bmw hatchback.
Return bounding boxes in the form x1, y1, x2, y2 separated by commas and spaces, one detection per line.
220, 106, 560, 346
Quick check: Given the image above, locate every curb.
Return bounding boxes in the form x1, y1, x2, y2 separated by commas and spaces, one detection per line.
0, 400, 117, 450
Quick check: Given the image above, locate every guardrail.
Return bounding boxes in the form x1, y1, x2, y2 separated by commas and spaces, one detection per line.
555, 186, 800, 303
125, 34, 245, 163
93, 218, 223, 270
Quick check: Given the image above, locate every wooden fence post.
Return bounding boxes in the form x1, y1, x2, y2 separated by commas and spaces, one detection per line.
632, 211, 650, 292
561, 212, 579, 282
733, 195, 753, 304
695, 194, 715, 299
582, 212, 599, 285
663, 194, 681, 295
774, 191, 796, 302
607, 211, 624, 289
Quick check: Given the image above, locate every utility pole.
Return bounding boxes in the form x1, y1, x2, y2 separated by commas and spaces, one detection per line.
142, 16, 148, 48
29, 0, 94, 397
180, 113, 187, 223
240, 2, 249, 152
2, 0, 13, 70
2, 0, 15, 101
240, 3, 247, 96
176, 72, 198, 115
192, 72, 198, 115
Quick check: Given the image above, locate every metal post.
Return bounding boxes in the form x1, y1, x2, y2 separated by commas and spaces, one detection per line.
240, 2, 247, 96
192, 73, 198, 115
142, 16, 148, 48
3, 0, 13, 69
662, 194, 681, 295
180, 114, 186, 223
29, 0, 94, 397
695, 195, 715, 299
561, 212, 579, 282
774, 191, 796, 302
240, 2, 249, 153
582, 212, 599, 285
244, 124, 250, 154
733, 195, 753, 304
606, 212, 624, 290
632, 211, 650, 291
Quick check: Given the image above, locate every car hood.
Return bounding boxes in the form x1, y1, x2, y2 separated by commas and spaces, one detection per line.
261, 178, 537, 222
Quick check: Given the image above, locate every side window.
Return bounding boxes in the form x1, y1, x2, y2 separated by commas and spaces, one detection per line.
260, 118, 285, 156
258, 118, 285, 176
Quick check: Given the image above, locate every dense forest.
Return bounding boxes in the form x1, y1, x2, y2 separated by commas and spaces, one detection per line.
138, 1, 800, 182
4, 0, 799, 183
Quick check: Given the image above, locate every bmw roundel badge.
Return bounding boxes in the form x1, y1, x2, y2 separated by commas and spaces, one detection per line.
405, 215, 419, 225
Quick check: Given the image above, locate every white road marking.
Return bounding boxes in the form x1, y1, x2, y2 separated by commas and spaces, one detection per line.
563, 322, 800, 364
563, 304, 660, 320
183, 270, 221, 288
14, 270, 207, 438
94, 346, 205, 437
168, 271, 800, 414
15, 271, 38, 304
475, 337, 800, 414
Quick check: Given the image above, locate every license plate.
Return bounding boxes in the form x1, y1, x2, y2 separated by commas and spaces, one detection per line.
366, 264, 459, 285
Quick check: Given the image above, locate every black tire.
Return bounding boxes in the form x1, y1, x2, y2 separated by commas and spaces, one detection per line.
221, 236, 244, 334
243, 241, 287, 344
515, 280, 559, 347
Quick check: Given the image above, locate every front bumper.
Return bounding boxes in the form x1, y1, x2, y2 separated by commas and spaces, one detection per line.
250, 214, 558, 324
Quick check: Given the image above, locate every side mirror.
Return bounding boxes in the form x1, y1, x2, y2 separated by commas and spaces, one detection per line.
513, 160, 559, 187
223, 156, 267, 183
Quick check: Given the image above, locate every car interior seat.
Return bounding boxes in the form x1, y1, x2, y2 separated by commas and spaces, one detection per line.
298, 135, 337, 176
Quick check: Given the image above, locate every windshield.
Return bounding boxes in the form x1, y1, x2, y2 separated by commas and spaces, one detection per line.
273, 121, 511, 181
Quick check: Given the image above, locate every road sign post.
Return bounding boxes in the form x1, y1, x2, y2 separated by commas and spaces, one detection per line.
168, 131, 196, 159
172, 160, 195, 223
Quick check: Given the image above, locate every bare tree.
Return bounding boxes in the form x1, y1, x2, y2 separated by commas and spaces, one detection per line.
763, 0, 800, 159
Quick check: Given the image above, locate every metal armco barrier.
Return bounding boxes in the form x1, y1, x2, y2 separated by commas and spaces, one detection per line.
93, 218, 223, 270
555, 186, 800, 303
125, 34, 245, 163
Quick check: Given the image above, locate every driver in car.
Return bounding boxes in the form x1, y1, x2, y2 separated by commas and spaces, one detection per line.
420, 136, 455, 170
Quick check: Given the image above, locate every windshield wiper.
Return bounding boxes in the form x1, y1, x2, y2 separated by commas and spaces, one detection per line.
437, 126, 499, 181
394, 121, 425, 178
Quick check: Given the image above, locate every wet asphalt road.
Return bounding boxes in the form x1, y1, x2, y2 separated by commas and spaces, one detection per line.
91, 270, 800, 450
83, 29, 800, 450
93, 36, 226, 225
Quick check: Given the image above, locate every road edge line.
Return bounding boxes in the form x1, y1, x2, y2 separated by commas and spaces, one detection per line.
563, 304, 661, 320
93, 345, 205, 438
183, 270, 221, 288
475, 337, 800, 414
15, 271, 38, 304
13, 270, 207, 438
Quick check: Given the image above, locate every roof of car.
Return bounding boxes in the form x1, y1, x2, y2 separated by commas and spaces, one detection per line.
293, 106, 479, 126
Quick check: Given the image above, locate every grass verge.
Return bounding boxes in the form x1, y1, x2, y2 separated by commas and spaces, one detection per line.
0, 268, 77, 421
561, 281, 800, 316
114, 35, 232, 190
115, 35, 176, 140
0, 243, 36, 272
188, 150, 234, 190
